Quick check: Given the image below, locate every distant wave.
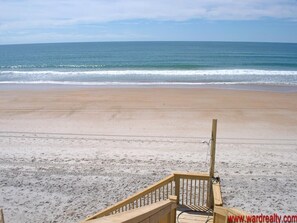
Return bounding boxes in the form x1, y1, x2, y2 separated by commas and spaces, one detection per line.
0, 65, 106, 69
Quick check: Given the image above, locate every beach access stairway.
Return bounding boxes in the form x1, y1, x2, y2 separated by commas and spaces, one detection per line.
82, 172, 249, 223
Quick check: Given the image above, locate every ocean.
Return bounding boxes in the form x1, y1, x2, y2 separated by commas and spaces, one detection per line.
0, 41, 297, 86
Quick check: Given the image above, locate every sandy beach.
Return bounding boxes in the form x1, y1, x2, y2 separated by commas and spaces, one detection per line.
0, 85, 296, 223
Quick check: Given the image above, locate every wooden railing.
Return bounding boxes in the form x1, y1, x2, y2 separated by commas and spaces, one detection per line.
83, 172, 211, 222
213, 206, 249, 223
84, 174, 175, 221
174, 172, 211, 210
85, 196, 177, 223
212, 180, 250, 223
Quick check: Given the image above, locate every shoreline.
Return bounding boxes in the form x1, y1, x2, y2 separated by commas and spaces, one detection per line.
1, 83, 297, 93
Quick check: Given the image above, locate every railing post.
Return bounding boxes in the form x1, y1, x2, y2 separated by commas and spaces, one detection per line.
208, 119, 217, 208
174, 175, 180, 205
169, 196, 177, 223
209, 119, 217, 178
0, 209, 4, 223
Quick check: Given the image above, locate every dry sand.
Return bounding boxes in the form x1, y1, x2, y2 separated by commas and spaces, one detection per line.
0, 85, 296, 223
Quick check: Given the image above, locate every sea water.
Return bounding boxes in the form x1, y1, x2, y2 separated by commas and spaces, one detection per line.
0, 41, 297, 86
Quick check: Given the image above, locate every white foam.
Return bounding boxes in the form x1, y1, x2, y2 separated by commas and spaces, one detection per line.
1, 69, 297, 76
0, 81, 296, 86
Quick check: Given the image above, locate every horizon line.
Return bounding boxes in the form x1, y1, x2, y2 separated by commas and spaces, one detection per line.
1, 40, 297, 46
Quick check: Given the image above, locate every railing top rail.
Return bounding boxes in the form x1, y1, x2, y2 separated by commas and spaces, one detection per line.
85, 174, 175, 221
84, 197, 177, 223
173, 172, 210, 180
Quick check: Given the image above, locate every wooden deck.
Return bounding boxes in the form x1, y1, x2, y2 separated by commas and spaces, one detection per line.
176, 210, 213, 223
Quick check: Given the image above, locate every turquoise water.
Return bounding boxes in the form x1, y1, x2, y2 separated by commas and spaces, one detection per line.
0, 41, 297, 85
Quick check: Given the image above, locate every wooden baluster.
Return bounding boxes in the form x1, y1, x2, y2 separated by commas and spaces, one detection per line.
198, 180, 201, 206
155, 190, 157, 203
159, 188, 161, 201
194, 180, 197, 205
186, 178, 189, 205
151, 192, 153, 204
171, 181, 173, 195
206, 180, 209, 207
166, 183, 169, 199
190, 179, 192, 205
182, 178, 184, 205
202, 180, 205, 206
175, 176, 180, 204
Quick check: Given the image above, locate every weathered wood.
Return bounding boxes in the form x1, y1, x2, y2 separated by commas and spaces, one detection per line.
208, 119, 217, 208
209, 119, 217, 178
0, 209, 4, 223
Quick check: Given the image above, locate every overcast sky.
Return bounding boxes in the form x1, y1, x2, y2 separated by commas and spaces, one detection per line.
0, 0, 297, 44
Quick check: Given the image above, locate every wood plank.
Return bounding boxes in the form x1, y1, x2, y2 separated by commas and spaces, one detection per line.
173, 172, 210, 181
176, 211, 213, 223
212, 182, 223, 206
209, 119, 217, 178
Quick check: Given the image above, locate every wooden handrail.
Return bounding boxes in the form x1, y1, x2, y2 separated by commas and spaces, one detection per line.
85, 174, 175, 221
84, 196, 177, 223
173, 172, 210, 180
